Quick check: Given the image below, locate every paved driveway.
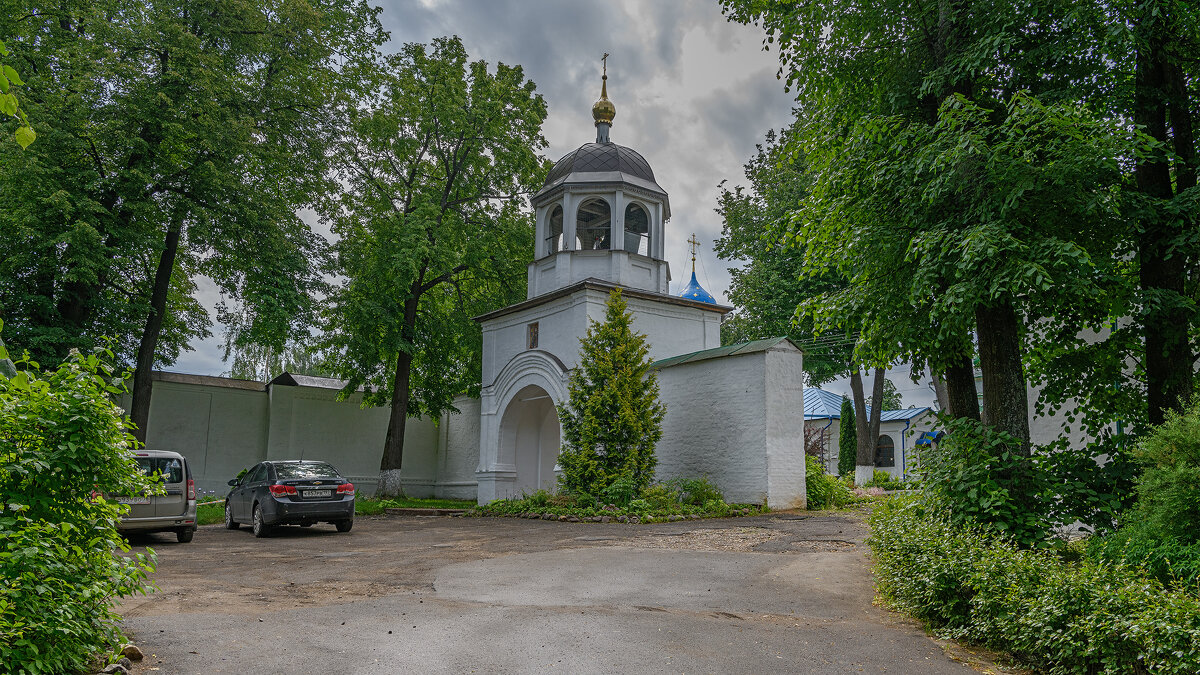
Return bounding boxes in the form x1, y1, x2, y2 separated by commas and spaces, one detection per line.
118, 511, 992, 674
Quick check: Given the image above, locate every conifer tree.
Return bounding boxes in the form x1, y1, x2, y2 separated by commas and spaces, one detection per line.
557, 290, 665, 496
838, 398, 857, 477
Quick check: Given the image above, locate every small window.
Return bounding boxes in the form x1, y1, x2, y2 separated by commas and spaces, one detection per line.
875, 435, 895, 468
623, 203, 649, 254
527, 322, 539, 349
546, 205, 563, 254
576, 198, 611, 250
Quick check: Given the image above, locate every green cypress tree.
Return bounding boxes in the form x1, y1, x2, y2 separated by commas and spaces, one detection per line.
557, 289, 665, 496
838, 398, 857, 477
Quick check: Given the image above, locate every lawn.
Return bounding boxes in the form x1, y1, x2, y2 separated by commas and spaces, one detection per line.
195, 496, 475, 525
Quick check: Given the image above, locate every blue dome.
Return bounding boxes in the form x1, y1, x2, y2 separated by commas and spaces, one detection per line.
679, 270, 716, 304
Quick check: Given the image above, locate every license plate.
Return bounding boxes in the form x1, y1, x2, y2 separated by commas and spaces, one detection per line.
116, 496, 151, 505
303, 490, 332, 498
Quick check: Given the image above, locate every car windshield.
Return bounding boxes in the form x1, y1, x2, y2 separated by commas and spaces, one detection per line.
273, 462, 340, 479
137, 457, 184, 483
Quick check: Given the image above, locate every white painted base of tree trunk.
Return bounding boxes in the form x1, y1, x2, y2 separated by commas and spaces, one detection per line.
855, 465, 875, 486
376, 469, 405, 497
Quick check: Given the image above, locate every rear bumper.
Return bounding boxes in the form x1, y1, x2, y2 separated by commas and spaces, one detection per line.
119, 507, 198, 533
261, 496, 354, 525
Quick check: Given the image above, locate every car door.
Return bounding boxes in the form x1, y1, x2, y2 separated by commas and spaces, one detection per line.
241, 464, 268, 518
154, 457, 187, 517
233, 464, 261, 521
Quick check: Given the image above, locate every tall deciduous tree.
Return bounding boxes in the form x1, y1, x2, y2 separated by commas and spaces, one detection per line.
720, 0, 1156, 450
322, 36, 547, 496
557, 290, 665, 496
0, 0, 386, 441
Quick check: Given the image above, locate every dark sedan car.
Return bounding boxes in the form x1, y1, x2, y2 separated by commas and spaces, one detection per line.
224, 460, 355, 537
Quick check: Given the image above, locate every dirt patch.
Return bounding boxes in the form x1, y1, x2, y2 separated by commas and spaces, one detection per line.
625, 526, 783, 552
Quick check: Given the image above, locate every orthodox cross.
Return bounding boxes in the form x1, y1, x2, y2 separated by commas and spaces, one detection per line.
602, 53, 609, 77
688, 233, 701, 264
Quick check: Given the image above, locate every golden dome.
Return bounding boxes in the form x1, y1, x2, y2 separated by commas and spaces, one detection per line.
592, 74, 616, 126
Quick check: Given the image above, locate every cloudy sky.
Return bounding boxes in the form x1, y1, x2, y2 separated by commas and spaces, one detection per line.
172, 0, 937, 408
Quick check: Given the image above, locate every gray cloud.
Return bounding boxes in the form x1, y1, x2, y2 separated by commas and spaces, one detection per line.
174, 0, 795, 374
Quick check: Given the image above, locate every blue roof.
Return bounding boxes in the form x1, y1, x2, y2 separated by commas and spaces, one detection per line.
804, 388, 846, 419
802, 387, 931, 422
679, 270, 716, 304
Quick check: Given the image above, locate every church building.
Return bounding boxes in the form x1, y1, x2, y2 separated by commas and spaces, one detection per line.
132, 68, 809, 508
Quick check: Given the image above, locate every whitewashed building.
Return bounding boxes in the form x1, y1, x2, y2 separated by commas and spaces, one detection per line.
135, 74, 809, 508
803, 388, 936, 480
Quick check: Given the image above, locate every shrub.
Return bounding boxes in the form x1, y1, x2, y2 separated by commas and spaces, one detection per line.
0, 344, 158, 674
599, 476, 638, 507
557, 290, 665, 497
870, 496, 1200, 674
918, 417, 1048, 549
1125, 398, 1200, 543
666, 476, 724, 506
806, 459, 854, 509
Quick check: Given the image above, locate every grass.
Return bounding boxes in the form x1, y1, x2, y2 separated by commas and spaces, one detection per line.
195, 496, 475, 524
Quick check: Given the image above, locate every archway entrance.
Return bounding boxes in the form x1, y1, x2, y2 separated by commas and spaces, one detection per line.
499, 384, 561, 497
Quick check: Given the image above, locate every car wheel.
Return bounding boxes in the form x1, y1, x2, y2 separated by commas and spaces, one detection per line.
335, 519, 353, 533
252, 503, 271, 538
224, 502, 239, 530
176, 528, 194, 543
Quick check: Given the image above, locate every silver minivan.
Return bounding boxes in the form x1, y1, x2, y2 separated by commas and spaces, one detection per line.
116, 449, 198, 543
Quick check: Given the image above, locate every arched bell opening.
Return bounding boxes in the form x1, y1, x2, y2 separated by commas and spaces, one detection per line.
545, 205, 563, 255
498, 384, 561, 496
623, 202, 649, 254
576, 198, 611, 250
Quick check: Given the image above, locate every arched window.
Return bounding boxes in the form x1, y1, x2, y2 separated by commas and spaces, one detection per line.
545, 205, 563, 254
875, 435, 895, 468
623, 203, 649, 255
576, 198, 611, 250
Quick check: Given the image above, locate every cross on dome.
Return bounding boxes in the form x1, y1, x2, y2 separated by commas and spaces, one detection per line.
680, 233, 716, 304
592, 53, 616, 142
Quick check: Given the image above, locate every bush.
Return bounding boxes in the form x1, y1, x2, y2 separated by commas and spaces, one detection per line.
806, 459, 855, 509
0, 344, 158, 674
918, 417, 1048, 549
870, 496, 1200, 674
665, 476, 724, 506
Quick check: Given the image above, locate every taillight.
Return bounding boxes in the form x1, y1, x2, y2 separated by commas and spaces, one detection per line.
337, 483, 355, 496
269, 484, 298, 497
187, 478, 196, 501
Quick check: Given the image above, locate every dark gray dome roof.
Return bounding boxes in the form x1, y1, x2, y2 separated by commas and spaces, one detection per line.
544, 142, 656, 186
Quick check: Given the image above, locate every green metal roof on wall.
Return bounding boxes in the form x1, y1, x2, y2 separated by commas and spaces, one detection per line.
650, 336, 798, 370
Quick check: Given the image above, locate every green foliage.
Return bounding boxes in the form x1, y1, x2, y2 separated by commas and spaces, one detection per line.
0, 39, 34, 148
918, 417, 1048, 549
352, 496, 476, 516
664, 476, 724, 506
861, 469, 909, 491
557, 290, 665, 496
321, 36, 546, 477
805, 460, 855, 510
0, 0, 386, 396
870, 496, 1200, 674
837, 399, 856, 477
0, 338, 157, 674
880, 378, 902, 410
473, 479, 760, 522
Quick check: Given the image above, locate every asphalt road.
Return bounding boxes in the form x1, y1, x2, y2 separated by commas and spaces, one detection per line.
118, 510, 999, 674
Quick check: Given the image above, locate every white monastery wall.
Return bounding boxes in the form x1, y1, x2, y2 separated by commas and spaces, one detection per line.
140, 377, 269, 496
139, 373, 469, 499
654, 344, 805, 507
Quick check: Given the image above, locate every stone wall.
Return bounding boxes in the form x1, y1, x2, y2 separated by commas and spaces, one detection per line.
134, 372, 477, 499
654, 343, 806, 508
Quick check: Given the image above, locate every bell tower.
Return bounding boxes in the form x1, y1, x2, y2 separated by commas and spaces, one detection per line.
526, 57, 672, 298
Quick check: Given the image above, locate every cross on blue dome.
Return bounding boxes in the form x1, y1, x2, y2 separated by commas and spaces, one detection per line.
679, 233, 716, 304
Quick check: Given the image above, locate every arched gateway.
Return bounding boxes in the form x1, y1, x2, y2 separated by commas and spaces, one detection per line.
498, 384, 561, 495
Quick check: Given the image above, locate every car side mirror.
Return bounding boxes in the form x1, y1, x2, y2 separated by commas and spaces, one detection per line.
227, 478, 238, 486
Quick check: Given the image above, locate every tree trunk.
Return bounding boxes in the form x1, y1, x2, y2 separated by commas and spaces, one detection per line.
1135, 12, 1195, 426
943, 352, 981, 421
377, 290, 421, 497
0, 336, 16, 378
849, 367, 886, 484
975, 300, 1030, 452
931, 372, 950, 413
129, 219, 182, 444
